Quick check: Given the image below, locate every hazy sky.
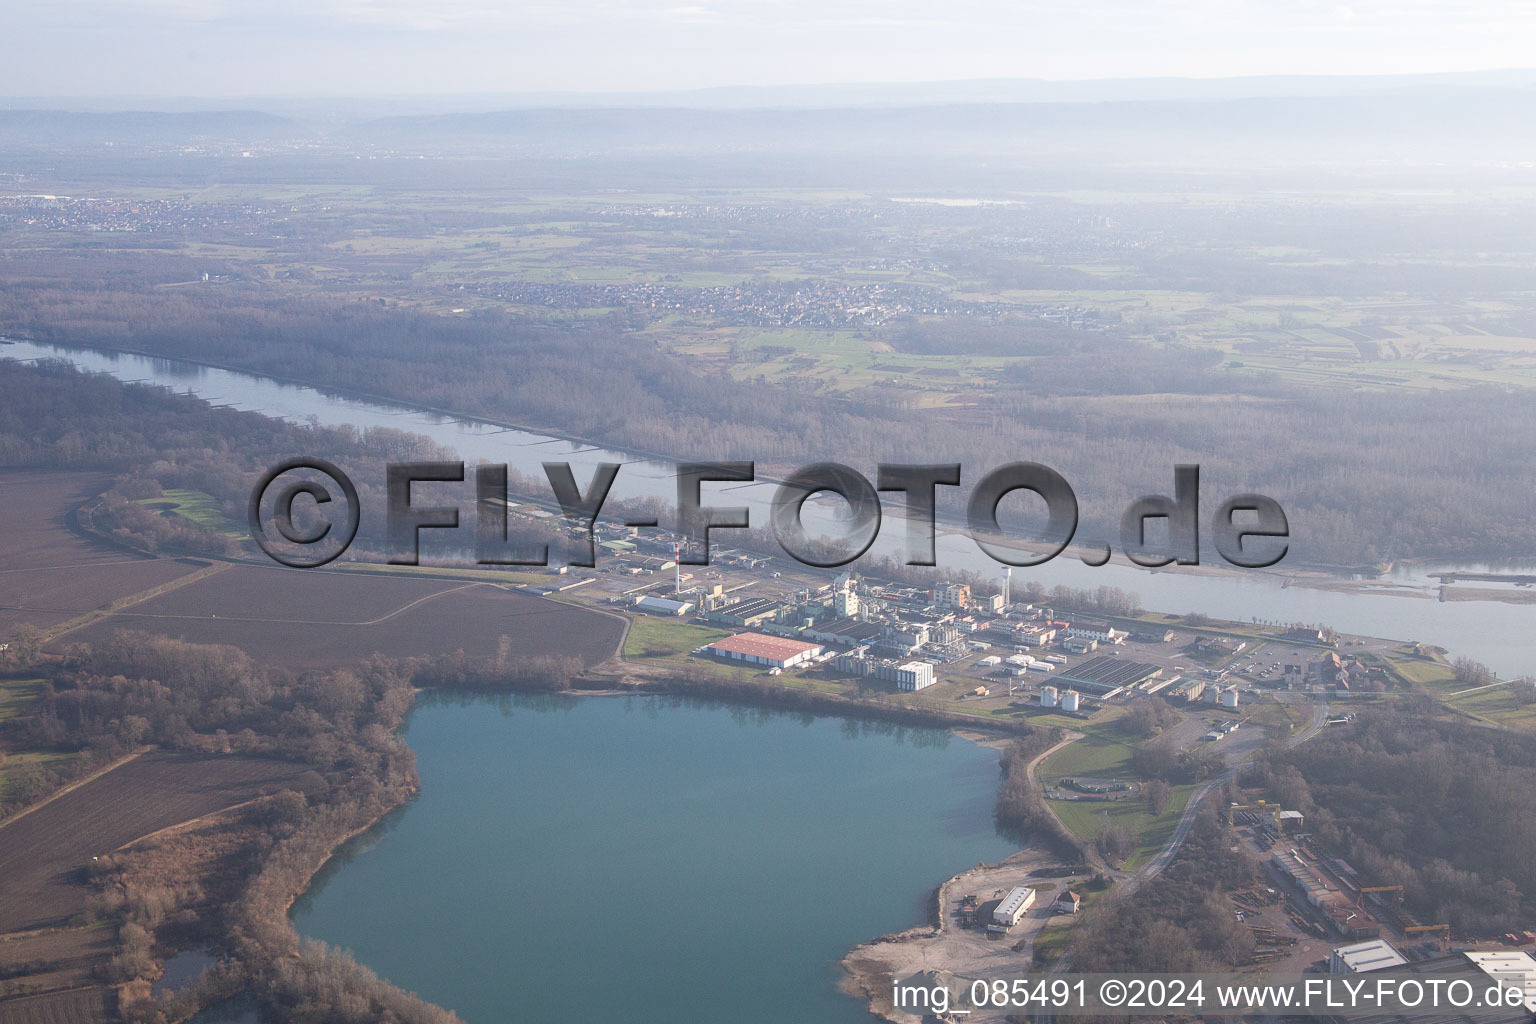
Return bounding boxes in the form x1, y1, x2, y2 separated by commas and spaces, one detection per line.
4, 0, 1536, 98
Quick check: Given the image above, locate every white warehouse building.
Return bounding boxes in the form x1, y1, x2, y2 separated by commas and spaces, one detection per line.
992, 886, 1036, 928
1330, 940, 1408, 975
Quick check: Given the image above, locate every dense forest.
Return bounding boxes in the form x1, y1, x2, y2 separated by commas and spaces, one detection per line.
1068, 807, 1258, 972
1253, 707, 1536, 934
6, 259, 1535, 567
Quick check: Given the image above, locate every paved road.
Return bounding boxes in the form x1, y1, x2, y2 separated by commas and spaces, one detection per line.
1136, 694, 1327, 886
1064, 694, 1330, 915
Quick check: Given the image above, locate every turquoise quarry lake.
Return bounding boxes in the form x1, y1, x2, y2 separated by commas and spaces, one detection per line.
290, 693, 1015, 1023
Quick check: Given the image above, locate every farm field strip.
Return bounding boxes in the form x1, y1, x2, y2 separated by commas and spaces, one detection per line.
0, 983, 108, 1024
92, 578, 485, 627
61, 571, 626, 669
0, 750, 312, 935
0, 472, 205, 637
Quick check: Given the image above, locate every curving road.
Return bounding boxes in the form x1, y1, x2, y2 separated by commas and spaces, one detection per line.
1047, 694, 1330, 936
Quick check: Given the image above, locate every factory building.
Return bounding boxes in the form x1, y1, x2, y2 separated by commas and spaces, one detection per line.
1059, 656, 1161, 695
805, 618, 883, 646
1272, 849, 1341, 909
879, 660, 936, 691
633, 595, 694, 616
1320, 951, 1536, 1024
703, 633, 824, 670
1330, 940, 1408, 974
1465, 952, 1536, 1014
704, 597, 782, 628
992, 886, 1036, 928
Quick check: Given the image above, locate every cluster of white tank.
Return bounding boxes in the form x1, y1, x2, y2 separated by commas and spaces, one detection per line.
1039, 685, 1080, 710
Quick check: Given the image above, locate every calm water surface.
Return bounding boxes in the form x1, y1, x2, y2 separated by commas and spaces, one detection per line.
291, 694, 1014, 1024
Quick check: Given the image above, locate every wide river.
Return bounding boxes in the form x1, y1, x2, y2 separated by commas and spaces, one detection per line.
3, 337, 1531, 674
290, 693, 1013, 1023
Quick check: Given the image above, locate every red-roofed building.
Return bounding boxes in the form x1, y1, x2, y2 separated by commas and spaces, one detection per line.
704, 632, 824, 669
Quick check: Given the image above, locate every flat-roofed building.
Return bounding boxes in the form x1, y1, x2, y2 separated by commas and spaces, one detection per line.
634, 595, 693, 616
878, 660, 936, 691
705, 597, 782, 627
1465, 952, 1536, 1014
1319, 951, 1536, 1024
1330, 939, 1408, 974
992, 886, 1036, 927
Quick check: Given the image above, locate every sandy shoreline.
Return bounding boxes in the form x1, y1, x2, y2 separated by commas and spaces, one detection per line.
839, 848, 1073, 1024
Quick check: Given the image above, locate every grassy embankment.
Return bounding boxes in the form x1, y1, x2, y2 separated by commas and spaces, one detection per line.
1035, 711, 1199, 870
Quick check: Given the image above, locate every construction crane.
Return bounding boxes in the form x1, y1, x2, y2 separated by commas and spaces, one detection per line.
1360, 885, 1405, 902
1227, 800, 1285, 831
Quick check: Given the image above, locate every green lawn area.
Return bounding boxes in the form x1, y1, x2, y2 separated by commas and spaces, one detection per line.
1035, 712, 1203, 868
0, 679, 44, 724
137, 488, 241, 534
1047, 783, 1198, 869
1010, 708, 1092, 731
623, 615, 730, 659
1383, 657, 1458, 691
620, 616, 766, 680
0, 750, 84, 804
1448, 683, 1536, 731
1037, 714, 1134, 784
